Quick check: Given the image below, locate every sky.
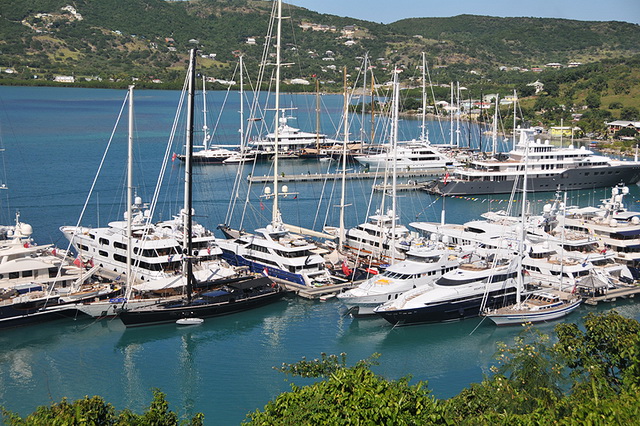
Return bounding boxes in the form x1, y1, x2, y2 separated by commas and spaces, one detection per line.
287, 0, 640, 25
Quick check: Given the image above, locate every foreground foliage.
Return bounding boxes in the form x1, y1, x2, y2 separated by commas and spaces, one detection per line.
4, 311, 638, 424
1, 389, 203, 426
246, 311, 640, 424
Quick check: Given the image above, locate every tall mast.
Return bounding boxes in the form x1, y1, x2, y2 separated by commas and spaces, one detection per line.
512, 89, 517, 150
125, 85, 134, 299
315, 77, 321, 152
491, 95, 499, 155
202, 74, 209, 150
455, 81, 460, 148
184, 48, 196, 301
390, 70, 400, 261
517, 128, 529, 308
339, 66, 348, 247
449, 82, 454, 145
420, 52, 427, 143
272, 0, 283, 225
370, 72, 375, 144
361, 53, 368, 145
239, 55, 244, 152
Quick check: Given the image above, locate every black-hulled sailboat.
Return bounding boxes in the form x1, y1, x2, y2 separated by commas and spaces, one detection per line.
119, 50, 286, 328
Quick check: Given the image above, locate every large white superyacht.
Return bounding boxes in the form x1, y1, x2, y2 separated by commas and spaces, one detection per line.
425, 129, 640, 196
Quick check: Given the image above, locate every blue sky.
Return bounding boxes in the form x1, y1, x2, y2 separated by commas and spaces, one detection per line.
287, 0, 640, 25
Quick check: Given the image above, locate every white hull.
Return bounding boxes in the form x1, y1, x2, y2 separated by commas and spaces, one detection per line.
486, 299, 581, 326
75, 298, 162, 318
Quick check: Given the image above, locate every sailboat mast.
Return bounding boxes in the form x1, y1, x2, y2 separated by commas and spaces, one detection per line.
239, 55, 244, 152
420, 52, 427, 143
517, 128, 529, 308
456, 82, 460, 148
126, 85, 134, 297
492, 95, 499, 155
315, 77, 320, 152
361, 53, 368, 145
339, 66, 348, 247
370, 73, 375, 144
449, 83, 454, 145
272, 0, 283, 225
512, 89, 517, 150
390, 71, 400, 261
202, 75, 209, 150
184, 48, 196, 301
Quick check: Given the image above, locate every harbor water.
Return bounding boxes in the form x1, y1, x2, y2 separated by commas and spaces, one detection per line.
0, 85, 639, 424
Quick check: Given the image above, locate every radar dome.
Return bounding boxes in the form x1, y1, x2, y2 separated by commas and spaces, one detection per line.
17, 223, 33, 237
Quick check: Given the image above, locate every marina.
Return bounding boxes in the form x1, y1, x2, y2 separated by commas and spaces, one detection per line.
0, 85, 639, 424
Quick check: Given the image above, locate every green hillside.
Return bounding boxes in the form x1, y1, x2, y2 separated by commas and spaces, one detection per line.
0, 0, 639, 89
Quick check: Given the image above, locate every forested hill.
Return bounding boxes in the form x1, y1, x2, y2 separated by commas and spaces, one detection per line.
0, 0, 639, 87
389, 15, 640, 66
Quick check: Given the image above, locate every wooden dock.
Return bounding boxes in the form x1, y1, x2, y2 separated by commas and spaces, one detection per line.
374, 182, 429, 191
279, 279, 355, 299
247, 169, 445, 184
584, 285, 640, 305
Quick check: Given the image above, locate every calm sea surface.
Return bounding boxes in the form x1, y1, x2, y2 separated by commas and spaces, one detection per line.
0, 85, 639, 424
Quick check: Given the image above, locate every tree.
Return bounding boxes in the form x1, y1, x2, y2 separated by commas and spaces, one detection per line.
2, 390, 203, 426
244, 353, 446, 424
554, 311, 640, 397
620, 106, 639, 121
585, 92, 601, 109
246, 312, 640, 424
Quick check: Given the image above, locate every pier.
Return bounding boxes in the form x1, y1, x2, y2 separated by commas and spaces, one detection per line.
280, 280, 355, 299
584, 285, 640, 305
247, 169, 445, 184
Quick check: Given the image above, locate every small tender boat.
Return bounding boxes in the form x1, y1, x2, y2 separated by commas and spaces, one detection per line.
176, 318, 204, 326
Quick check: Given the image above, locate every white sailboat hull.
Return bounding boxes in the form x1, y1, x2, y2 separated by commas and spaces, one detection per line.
485, 298, 581, 326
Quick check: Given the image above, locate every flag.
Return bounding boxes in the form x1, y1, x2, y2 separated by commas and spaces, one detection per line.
51, 248, 57, 256
73, 256, 83, 268
262, 267, 269, 277
171, 152, 177, 162
443, 172, 449, 184
342, 260, 352, 277
260, 201, 265, 210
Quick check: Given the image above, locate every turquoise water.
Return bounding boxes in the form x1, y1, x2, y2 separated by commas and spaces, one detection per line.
0, 85, 639, 424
